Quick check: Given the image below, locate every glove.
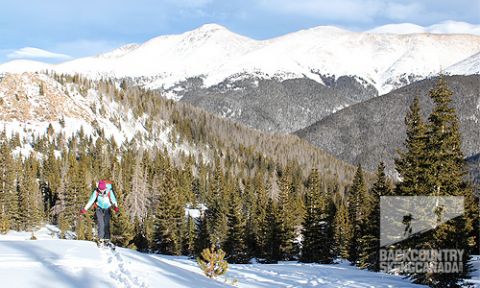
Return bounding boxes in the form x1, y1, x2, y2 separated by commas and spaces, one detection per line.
113, 207, 119, 213
80, 208, 87, 215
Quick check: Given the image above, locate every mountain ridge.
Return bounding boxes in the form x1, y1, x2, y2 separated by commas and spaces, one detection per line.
1, 22, 479, 97
295, 75, 480, 180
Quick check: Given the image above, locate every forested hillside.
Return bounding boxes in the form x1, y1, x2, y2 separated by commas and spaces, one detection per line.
0, 72, 361, 260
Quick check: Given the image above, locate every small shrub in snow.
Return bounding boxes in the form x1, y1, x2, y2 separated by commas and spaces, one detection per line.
196, 245, 228, 279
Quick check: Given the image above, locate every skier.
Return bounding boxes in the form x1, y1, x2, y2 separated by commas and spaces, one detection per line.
80, 180, 119, 248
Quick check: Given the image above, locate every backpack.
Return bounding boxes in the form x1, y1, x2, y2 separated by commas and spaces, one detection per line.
92, 180, 114, 209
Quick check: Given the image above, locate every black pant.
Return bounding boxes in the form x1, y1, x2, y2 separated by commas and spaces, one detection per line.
96, 208, 111, 240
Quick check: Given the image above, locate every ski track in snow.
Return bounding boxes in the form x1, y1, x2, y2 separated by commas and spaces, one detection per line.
101, 247, 149, 288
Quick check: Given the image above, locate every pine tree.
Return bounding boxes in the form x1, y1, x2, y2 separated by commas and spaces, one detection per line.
206, 158, 228, 247
58, 212, 68, 239
195, 212, 210, 255
111, 185, 133, 247
196, 245, 228, 279
126, 153, 149, 221
301, 169, 335, 263
41, 144, 60, 222
0, 131, 17, 230
182, 214, 197, 256
411, 77, 476, 287
358, 162, 391, 271
224, 184, 249, 263
301, 169, 321, 262
277, 168, 296, 260
264, 198, 281, 263
242, 178, 257, 259
334, 199, 352, 260
84, 216, 94, 241
154, 163, 183, 255
347, 164, 370, 264
18, 156, 43, 231
64, 149, 88, 229
132, 216, 149, 251
253, 172, 269, 259
395, 96, 428, 196
75, 216, 85, 240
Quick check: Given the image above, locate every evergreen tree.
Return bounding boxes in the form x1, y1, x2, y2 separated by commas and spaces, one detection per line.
64, 149, 88, 229
412, 77, 475, 287
196, 245, 228, 279
58, 212, 68, 239
75, 216, 85, 240
18, 156, 43, 231
277, 168, 296, 260
347, 164, 370, 264
154, 163, 183, 255
242, 178, 257, 259
132, 216, 149, 251
334, 198, 352, 260
252, 172, 269, 259
224, 184, 249, 263
301, 169, 335, 263
111, 185, 133, 247
126, 153, 149, 221
84, 216, 94, 241
41, 143, 60, 221
0, 131, 18, 230
195, 211, 210, 255
182, 214, 197, 256
395, 96, 428, 196
264, 198, 281, 263
358, 162, 391, 271
206, 158, 228, 247
301, 169, 321, 262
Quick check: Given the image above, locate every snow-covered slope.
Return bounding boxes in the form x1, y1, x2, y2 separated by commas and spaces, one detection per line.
0, 59, 52, 73
1, 22, 479, 96
0, 228, 427, 288
367, 21, 480, 35
446, 52, 480, 75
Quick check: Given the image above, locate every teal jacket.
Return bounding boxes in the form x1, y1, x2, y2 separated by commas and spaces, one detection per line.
84, 184, 118, 210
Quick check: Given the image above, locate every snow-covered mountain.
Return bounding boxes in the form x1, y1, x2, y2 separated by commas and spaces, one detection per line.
1, 22, 479, 96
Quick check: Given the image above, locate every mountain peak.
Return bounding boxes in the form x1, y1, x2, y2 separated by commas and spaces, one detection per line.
195, 23, 229, 33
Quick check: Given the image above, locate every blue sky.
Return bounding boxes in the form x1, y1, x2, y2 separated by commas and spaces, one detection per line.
1, 0, 478, 63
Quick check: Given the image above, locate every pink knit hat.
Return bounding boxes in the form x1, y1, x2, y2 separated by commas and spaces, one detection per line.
98, 180, 107, 191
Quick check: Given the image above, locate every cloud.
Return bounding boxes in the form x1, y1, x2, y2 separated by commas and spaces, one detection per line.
367, 20, 480, 35
6, 47, 72, 60
259, 0, 428, 22
259, 0, 383, 22
52, 40, 126, 58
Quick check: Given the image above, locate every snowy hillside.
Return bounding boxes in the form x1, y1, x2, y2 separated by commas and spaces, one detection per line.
0, 227, 428, 288
0, 72, 202, 161
446, 52, 480, 75
0, 73, 149, 145
1, 22, 479, 96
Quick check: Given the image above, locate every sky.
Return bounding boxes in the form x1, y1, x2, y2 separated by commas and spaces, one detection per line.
0, 0, 479, 64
